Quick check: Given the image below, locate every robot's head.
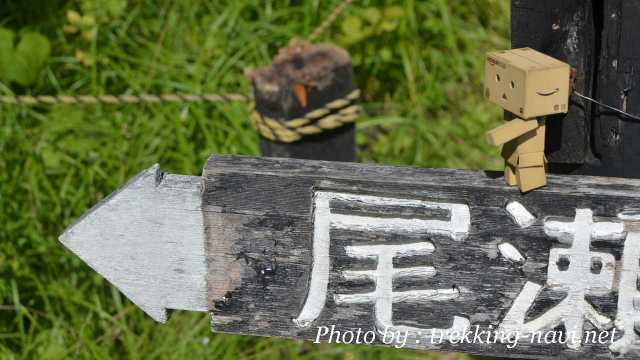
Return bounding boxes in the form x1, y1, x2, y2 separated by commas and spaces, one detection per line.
484, 48, 570, 119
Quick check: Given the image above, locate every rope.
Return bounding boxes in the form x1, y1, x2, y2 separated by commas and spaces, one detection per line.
0, 93, 251, 106
0, 1, 355, 107
250, 89, 361, 143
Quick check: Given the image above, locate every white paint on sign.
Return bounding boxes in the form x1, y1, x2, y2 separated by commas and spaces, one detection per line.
334, 243, 468, 343
345, 242, 434, 257
500, 209, 625, 350
327, 192, 471, 241
342, 265, 437, 282
59, 165, 207, 322
294, 191, 471, 341
293, 192, 332, 328
545, 212, 625, 244
498, 242, 525, 263
610, 231, 640, 354
505, 201, 536, 228
618, 209, 640, 221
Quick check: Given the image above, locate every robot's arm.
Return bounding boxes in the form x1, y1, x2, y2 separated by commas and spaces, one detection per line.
486, 118, 538, 146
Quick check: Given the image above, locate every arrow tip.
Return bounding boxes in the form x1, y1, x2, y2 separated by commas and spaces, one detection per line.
59, 164, 171, 323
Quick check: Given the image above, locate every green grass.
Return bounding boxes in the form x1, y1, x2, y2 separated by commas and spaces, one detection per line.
0, 0, 509, 358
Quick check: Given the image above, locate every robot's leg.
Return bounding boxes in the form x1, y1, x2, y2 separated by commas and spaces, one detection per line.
515, 152, 547, 192
501, 139, 519, 187
505, 164, 518, 186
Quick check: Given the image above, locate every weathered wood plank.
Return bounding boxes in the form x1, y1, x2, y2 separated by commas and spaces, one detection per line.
59, 165, 208, 322
202, 155, 640, 359
60, 155, 640, 358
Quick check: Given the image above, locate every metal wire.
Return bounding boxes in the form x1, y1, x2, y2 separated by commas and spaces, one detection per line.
574, 91, 640, 121
0, 0, 355, 106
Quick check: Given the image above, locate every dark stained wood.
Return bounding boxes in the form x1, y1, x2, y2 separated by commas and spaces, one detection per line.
247, 40, 357, 162
512, 1, 640, 178
259, 123, 355, 162
589, 1, 640, 178
511, 0, 596, 165
201, 155, 640, 359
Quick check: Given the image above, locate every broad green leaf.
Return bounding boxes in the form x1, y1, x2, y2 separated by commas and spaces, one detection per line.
12, 57, 31, 86
0, 28, 15, 83
17, 32, 50, 71
341, 15, 362, 34
14, 32, 51, 86
362, 7, 382, 25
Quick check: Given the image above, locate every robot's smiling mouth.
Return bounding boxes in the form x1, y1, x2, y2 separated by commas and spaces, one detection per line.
536, 88, 560, 96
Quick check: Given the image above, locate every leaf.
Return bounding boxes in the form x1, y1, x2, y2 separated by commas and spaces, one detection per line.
17, 33, 50, 71
379, 47, 393, 62
41, 147, 63, 169
351, 52, 362, 66
105, 0, 127, 17
63, 25, 79, 34
81, 15, 96, 27
362, 7, 382, 24
380, 20, 399, 32
341, 15, 362, 34
0, 28, 14, 57
383, 6, 405, 19
12, 57, 31, 86
0, 28, 15, 83
13, 32, 50, 86
66, 10, 82, 24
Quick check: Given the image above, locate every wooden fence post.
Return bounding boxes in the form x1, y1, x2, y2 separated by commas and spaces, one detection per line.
512, 0, 640, 178
246, 40, 358, 162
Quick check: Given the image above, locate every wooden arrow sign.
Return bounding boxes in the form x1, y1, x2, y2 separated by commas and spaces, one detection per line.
59, 165, 207, 322
60, 155, 640, 359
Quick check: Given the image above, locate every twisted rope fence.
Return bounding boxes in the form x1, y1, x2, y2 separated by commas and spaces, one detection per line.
0, 0, 354, 107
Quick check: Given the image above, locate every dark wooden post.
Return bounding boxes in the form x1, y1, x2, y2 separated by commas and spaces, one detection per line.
512, 0, 640, 178
245, 40, 358, 162
591, 1, 640, 178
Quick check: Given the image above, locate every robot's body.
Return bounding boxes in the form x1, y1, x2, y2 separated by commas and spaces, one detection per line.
498, 115, 546, 192
484, 48, 571, 192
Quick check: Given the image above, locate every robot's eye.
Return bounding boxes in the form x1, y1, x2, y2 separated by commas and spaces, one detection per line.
510, 81, 515, 89
496, 74, 501, 82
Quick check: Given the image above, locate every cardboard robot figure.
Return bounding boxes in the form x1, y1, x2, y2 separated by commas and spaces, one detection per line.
484, 48, 570, 192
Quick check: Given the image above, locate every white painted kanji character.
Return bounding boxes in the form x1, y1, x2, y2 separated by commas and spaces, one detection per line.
499, 209, 625, 350
294, 191, 471, 342
610, 230, 640, 355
